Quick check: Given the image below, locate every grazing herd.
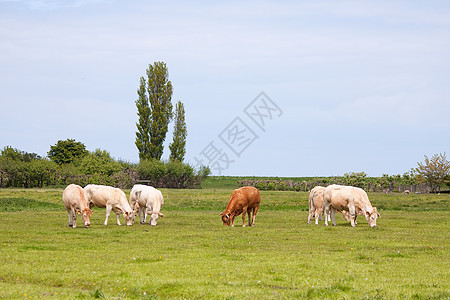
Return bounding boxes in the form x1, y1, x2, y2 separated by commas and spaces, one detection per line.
62, 183, 379, 229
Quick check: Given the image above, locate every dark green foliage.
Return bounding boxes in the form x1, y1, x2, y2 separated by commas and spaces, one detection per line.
0, 145, 138, 189
0, 148, 58, 188
169, 101, 187, 162
137, 159, 209, 188
1, 146, 41, 162
47, 139, 88, 165
135, 62, 173, 160
147, 62, 173, 160
135, 76, 151, 160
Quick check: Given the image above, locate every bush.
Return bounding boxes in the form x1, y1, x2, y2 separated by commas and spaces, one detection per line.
137, 159, 209, 188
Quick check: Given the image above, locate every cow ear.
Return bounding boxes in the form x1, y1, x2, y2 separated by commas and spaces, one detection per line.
77, 210, 82, 215
158, 212, 164, 217
219, 212, 223, 216
225, 214, 230, 218
366, 211, 370, 216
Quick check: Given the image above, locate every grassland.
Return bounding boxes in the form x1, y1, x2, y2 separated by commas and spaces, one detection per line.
0, 178, 449, 299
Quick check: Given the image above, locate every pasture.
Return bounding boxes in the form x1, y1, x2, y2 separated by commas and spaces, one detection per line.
0, 183, 449, 299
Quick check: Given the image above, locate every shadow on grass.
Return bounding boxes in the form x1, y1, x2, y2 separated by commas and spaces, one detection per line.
0, 197, 62, 212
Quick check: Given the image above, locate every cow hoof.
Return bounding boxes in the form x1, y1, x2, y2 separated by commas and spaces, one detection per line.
242, 225, 246, 227
69, 224, 73, 227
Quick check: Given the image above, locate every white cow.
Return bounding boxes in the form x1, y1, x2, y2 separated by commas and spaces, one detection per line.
308, 186, 353, 225
62, 184, 93, 228
84, 184, 135, 226
323, 184, 380, 228
129, 184, 164, 225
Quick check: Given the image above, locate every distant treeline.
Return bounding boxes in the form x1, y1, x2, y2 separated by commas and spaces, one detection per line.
237, 172, 442, 193
0, 145, 209, 189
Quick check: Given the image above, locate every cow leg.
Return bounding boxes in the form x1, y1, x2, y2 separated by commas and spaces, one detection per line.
71, 208, 78, 228
139, 207, 145, 224
315, 211, 320, 225
147, 204, 153, 224
324, 205, 329, 226
251, 206, 259, 226
231, 215, 235, 227
308, 207, 314, 224
331, 207, 337, 226
242, 210, 247, 227
67, 209, 74, 227
348, 204, 357, 227
104, 205, 113, 226
247, 210, 252, 227
115, 212, 122, 226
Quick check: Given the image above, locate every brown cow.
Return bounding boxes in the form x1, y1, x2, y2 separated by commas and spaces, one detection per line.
219, 186, 261, 227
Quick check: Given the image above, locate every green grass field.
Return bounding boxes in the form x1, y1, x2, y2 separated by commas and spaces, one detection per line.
0, 179, 449, 299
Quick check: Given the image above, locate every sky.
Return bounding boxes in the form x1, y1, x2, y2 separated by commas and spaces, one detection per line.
0, 0, 449, 177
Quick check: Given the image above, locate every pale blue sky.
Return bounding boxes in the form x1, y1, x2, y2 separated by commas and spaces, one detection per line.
1, 0, 449, 176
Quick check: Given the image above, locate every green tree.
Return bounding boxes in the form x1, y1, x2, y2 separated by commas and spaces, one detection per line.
79, 149, 122, 176
135, 76, 151, 160
48, 139, 88, 165
1, 146, 41, 162
135, 61, 173, 160
414, 152, 450, 193
1, 146, 24, 161
169, 101, 187, 162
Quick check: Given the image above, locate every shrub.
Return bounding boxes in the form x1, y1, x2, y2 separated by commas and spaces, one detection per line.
137, 159, 209, 188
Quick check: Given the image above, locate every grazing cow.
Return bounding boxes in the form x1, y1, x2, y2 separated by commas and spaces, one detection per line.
220, 186, 261, 227
308, 186, 354, 225
129, 184, 164, 226
62, 184, 92, 228
84, 184, 135, 226
308, 186, 325, 225
323, 184, 380, 228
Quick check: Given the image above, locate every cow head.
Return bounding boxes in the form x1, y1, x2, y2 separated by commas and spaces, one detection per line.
123, 211, 136, 226
365, 207, 380, 228
147, 211, 163, 226
79, 208, 93, 228
219, 212, 231, 226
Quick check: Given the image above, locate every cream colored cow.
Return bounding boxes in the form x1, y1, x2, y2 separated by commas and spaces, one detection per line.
129, 184, 164, 225
323, 184, 380, 227
84, 184, 135, 226
62, 184, 92, 228
308, 186, 353, 225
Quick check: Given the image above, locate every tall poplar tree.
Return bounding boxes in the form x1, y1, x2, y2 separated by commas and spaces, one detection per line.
135, 62, 173, 160
169, 101, 187, 161
135, 76, 151, 160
